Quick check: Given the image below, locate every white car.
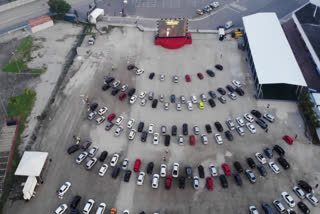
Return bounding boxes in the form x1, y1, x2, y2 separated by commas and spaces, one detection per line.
191, 96, 197, 104
137, 172, 145, 185
128, 129, 136, 140
139, 91, 146, 99
226, 119, 235, 130
273, 200, 286, 213
228, 92, 237, 100
187, 101, 193, 111
248, 205, 258, 214
114, 125, 124, 136
263, 113, 275, 122
215, 134, 223, 144
164, 102, 169, 110
76, 152, 88, 164
85, 157, 97, 170
121, 84, 128, 92
255, 153, 266, 164
178, 135, 184, 145
209, 165, 218, 176
127, 119, 135, 129
83, 199, 95, 214
232, 80, 241, 88
153, 133, 159, 145
176, 103, 182, 111
160, 74, 165, 81
236, 117, 245, 126
160, 164, 166, 177
129, 95, 137, 104
148, 124, 154, 133
112, 80, 120, 88
172, 163, 180, 178
98, 107, 108, 116
281, 192, 295, 208
136, 68, 144, 75
115, 116, 124, 125
99, 164, 109, 176
201, 134, 208, 145
88, 146, 99, 157
54, 204, 68, 214
152, 174, 160, 189
96, 203, 106, 214
269, 161, 280, 174
193, 176, 199, 190
236, 126, 245, 136
122, 210, 129, 214
244, 113, 254, 123
110, 154, 120, 167
306, 193, 319, 206
292, 186, 305, 199
140, 99, 147, 106
57, 182, 71, 199
96, 116, 105, 125
88, 111, 97, 120
122, 159, 129, 170
210, 1, 220, 8
246, 123, 256, 134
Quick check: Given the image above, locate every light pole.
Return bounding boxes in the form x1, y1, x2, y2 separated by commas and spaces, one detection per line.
122, 0, 127, 17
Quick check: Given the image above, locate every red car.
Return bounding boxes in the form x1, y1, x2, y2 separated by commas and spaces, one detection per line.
282, 135, 293, 145
189, 135, 195, 145
134, 159, 141, 172
185, 75, 191, 82
206, 177, 214, 190
119, 92, 127, 101
197, 72, 204, 80
107, 113, 116, 122
165, 175, 172, 189
221, 163, 231, 176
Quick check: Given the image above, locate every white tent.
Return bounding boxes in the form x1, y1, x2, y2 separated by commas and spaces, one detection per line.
88, 8, 104, 24
243, 13, 307, 87
15, 151, 48, 177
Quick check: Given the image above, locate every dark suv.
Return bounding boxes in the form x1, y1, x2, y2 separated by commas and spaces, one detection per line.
147, 162, 154, 174
247, 158, 256, 168
128, 88, 136, 97
273, 145, 285, 156
219, 175, 228, 188
233, 161, 243, 173
255, 118, 268, 129
251, 110, 262, 118
298, 180, 312, 193
99, 151, 108, 162
141, 131, 148, 142
67, 144, 80, 154
138, 122, 144, 132
264, 147, 273, 158
214, 122, 223, 132
70, 195, 81, 209
183, 123, 188, 135
225, 130, 233, 141
198, 165, 205, 178
277, 157, 290, 169
164, 135, 170, 146
171, 125, 177, 136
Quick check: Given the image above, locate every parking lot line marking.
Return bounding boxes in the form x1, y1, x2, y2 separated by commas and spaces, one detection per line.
229, 2, 247, 12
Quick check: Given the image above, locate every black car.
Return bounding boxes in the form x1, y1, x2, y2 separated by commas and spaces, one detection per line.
164, 135, 170, 146
183, 123, 188, 135
198, 165, 205, 178
70, 195, 81, 209
124, 170, 132, 182
105, 122, 114, 131
105, 77, 114, 84
247, 158, 256, 168
138, 122, 144, 132
273, 145, 285, 156
214, 121, 224, 132
128, 88, 136, 97
178, 176, 185, 189
170, 95, 176, 103
219, 175, 228, 188
171, 125, 177, 136
255, 118, 268, 129
235, 87, 245, 96
233, 173, 242, 186
225, 130, 233, 141
147, 162, 154, 174
152, 99, 158, 108
149, 72, 155, 79
71, 208, 80, 214
208, 90, 217, 98
257, 164, 267, 176
206, 69, 215, 77
298, 180, 312, 193
141, 131, 148, 142
89, 103, 98, 111
215, 64, 223, 70
111, 167, 120, 178
208, 99, 216, 107
111, 88, 120, 96
99, 151, 108, 162
217, 87, 226, 95
261, 202, 273, 214
251, 110, 262, 118
80, 140, 92, 150
264, 147, 273, 158
233, 161, 243, 173
226, 85, 235, 93
185, 166, 192, 178
102, 84, 111, 91
298, 201, 310, 214
67, 144, 80, 154
205, 124, 212, 133
277, 157, 290, 169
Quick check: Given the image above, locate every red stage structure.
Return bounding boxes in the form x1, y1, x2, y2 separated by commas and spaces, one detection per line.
155, 19, 192, 49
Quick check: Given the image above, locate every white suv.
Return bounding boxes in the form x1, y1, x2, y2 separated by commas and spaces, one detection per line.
83, 199, 95, 214
160, 164, 166, 177
110, 154, 120, 167
172, 163, 179, 178
152, 174, 160, 189
96, 203, 106, 214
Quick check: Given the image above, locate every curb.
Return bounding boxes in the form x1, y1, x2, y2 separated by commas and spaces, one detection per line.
0, 0, 39, 13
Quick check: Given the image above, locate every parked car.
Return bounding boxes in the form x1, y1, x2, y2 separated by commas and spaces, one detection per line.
129, 95, 137, 104
269, 161, 280, 174
261, 202, 274, 214
107, 113, 116, 122
263, 113, 275, 122
306, 193, 319, 206
233, 161, 243, 173
166, 175, 173, 189
57, 181, 71, 199
183, 123, 188, 135
236, 126, 245, 136
172, 75, 179, 83
251, 110, 262, 118
81, 140, 92, 150
264, 147, 273, 158
111, 167, 120, 178
137, 172, 145, 185
85, 157, 97, 170
255, 153, 267, 164
277, 157, 290, 169
179, 176, 185, 189
98, 164, 109, 176
152, 99, 158, 108
214, 121, 223, 132
149, 72, 155, 79
205, 124, 212, 133
67, 145, 80, 154
138, 122, 144, 132
128, 88, 136, 97
197, 72, 204, 80
206, 69, 215, 77
111, 88, 120, 96
124, 170, 132, 182
297, 201, 310, 214
228, 92, 237, 100
255, 118, 268, 129
119, 92, 127, 101
208, 98, 216, 107
281, 192, 296, 208
170, 94, 176, 103
246, 123, 256, 134
185, 74, 191, 82
273, 200, 286, 213
198, 165, 205, 178
215, 64, 223, 70
248, 206, 258, 214
134, 159, 141, 172
153, 133, 159, 145
104, 76, 114, 84
235, 87, 245, 96
70, 195, 81, 209
102, 84, 111, 91
160, 164, 167, 177
273, 145, 285, 156
218, 96, 226, 104
147, 162, 154, 174
88, 111, 97, 120
293, 185, 305, 199
283, 135, 293, 145
206, 177, 214, 190
234, 173, 243, 186
222, 163, 231, 176
141, 131, 148, 142
164, 102, 169, 110
98, 107, 108, 116
245, 169, 256, 183
201, 134, 208, 145
96, 203, 106, 214
178, 135, 184, 145
219, 175, 228, 188
172, 163, 180, 178
226, 119, 235, 130
160, 74, 165, 81
244, 113, 254, 122
208, 90, 217, 98
76, 152, 88, 164
215, 134, 223, 145
187, 101, 193, 111
236, 117, 245, 126
110, 154, 120, 167
226, 85, 235, 93
148, 91, 154, 100
114, 125, 124, 136
128, 129, 136, 140
171, 125, 177, 136
257, 164, 267, 176
161, 125, 167, 135
232, 80, 241, 88
217, 87, 226, 95
209, 165, 218, 176
88, 146, 98, 157
225, 130, 233, 141
152, 174, 160, 189
189, 135, 195, 146
298, 180, 313, 193
247, 158, 256, 168
193, 176, 200, 190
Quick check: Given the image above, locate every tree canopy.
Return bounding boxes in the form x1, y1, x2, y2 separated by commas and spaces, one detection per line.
48, 0, 71, 17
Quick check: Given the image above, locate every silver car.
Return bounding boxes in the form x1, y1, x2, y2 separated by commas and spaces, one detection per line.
176, 103, 182, 111
180, 96, 186, 104
193, 176, 199, 190
201, 134, 208, 145
200, 94, 207, 102
173, 75, 179, 83
160, 74, 165, 81
161, 126, 167, 135
159, 94, 164, 102
140, 99, 147, 106
148, 91, 154, 100
112, 80, 120, 88
164, 102, 169, 110
193, 126, 200, 135
178, 135, 184, 145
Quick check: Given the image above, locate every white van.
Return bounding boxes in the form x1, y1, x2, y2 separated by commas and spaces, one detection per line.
225, 21, 233, 29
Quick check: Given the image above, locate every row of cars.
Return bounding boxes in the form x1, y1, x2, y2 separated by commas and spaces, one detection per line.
196, 1, 220, 15
249, 180, 318, 214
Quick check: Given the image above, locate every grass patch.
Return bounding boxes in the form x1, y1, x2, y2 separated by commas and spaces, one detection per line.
0, 89, 36, 213
30, 69, 46, 74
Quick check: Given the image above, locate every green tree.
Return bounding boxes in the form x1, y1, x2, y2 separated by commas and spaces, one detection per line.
48, 0, 71, 17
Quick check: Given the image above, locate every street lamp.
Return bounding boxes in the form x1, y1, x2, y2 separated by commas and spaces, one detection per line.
122, 0, 128, 17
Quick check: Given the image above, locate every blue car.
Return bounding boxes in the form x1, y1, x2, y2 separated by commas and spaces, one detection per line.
257, 164, 267, 176
261, 202, 274, 214
208, 90, 217, 98
171, 94, 176, 103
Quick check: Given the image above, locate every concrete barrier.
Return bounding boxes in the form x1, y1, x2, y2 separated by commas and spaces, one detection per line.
0, 0, 39, 13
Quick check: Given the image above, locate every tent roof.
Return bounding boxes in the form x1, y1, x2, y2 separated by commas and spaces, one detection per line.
15, 151, 48, 176
243, 13, 307, 86
89, 8, 104, 19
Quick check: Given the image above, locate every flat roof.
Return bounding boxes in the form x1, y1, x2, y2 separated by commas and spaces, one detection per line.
243, 13, 307, 86
157, 19, 187, 38
15, 151, 48, 176
295, 3, 320, 61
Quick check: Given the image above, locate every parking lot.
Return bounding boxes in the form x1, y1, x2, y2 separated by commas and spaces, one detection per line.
4, 27, 320, 214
